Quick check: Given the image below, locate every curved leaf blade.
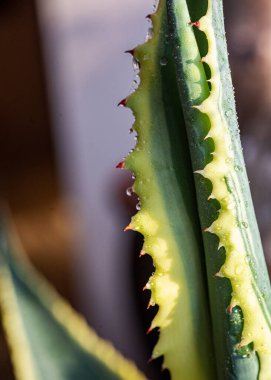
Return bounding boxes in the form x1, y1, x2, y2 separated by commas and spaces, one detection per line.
0, 222, 146, 380
122, 1, 216, 379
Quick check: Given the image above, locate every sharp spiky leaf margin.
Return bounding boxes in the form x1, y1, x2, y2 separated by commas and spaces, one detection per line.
120, 1, 216, 379
167, 0, 271, 379
0, 221, 147, 380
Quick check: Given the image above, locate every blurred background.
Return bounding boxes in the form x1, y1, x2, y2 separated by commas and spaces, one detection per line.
0, 0, 270, 379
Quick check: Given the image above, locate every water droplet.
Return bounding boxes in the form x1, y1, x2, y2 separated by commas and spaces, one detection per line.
136, 202, 141, 211
152, 0, 158, 12
146, 27, 153, 41
132, 57, 140, 73
134, 136, 138, 141
241, 221, 248, 228
126, 187, 133, 197
227, 202, 235, 210
132, 79, 138, 90
225, 109, 232, 117
132, 175, 135, 180
160, 57, 168, 66
234, 165, 242, 172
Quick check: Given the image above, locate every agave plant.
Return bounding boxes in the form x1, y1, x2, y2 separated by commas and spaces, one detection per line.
0, 0, 270, 380
119, 0, 271, 379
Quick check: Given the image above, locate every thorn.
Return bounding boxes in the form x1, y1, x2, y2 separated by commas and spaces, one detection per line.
200, 56, 206, 63
192, 104, 202, 110
194, 169, 204, 175
228, 304, 234, 315
125, 48, 135, 56
237, 339, 249, 349
190, 20, 200, 29
208, 193, 215, 200
146, 326, 153, 335
143, 283, 151, 291
147, 299, 155, 309
124, 223, 132, 232
218, 242, 224, 250
214, 270, 224, 278
116, 161, 125, 169
146, 14, 152, 20
117, 98, 127, 107
203, 225, 213, 233
139, 249, 146, 257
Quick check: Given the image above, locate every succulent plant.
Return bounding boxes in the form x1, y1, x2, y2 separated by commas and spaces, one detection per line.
119, 0, 271, 379
0, 1, 270, 380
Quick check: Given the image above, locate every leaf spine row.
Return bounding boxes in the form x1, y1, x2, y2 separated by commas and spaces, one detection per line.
197, 2, 271, 377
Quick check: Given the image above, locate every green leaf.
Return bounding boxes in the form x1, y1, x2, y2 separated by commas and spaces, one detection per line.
122, 1, 216, 379
0, 221, 146, 380
167, 0, 271, 379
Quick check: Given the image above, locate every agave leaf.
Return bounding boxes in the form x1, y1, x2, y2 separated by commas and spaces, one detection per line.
121, 1, 216, 379
0, 221, 146, 380
167, 0, 271, 379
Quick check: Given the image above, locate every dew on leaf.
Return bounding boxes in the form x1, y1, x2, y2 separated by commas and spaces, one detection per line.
132, 57, 140, 73
126, 187, 133, 197
160, 57, 168, 66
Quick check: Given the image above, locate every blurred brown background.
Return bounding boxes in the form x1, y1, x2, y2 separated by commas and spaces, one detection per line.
0, 0, 72, 378
0, 0, 270, 379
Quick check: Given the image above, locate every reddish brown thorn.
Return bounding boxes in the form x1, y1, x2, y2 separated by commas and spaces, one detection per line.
228, 304, 233, 315
124, 223, 132, 232
116, 161, 125, 169
199, 56, 206, 63
117, 98, 127, 107
146, 326, 153, 335
125, 48, 135, 56
146, 14, 152, 20
190, 20, 200, 28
